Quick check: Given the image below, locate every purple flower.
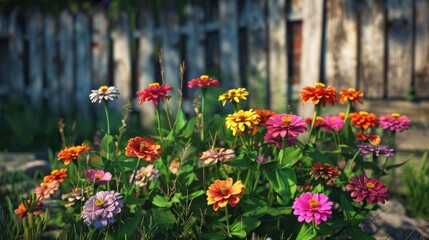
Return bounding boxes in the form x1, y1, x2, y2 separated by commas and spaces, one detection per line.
357, 143, 395, 157
346, 174, 389, 205
322, 115, 344, 131
129, 164, 160, 187
263, 133, 297, 149
84, 169, 112, 184
81, 191, 124, 229
292, 192, 333, 225
379, 113, 411, 132
265, 114, 307, 139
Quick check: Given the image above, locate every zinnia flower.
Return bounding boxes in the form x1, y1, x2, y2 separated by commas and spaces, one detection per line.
62, 187, 85, 202
225, 109, 260, 136
322, 115, 344, 131
89, 86, 120, 103
218, 88, 249, 106
305, 116, 326, 128
169, 158, 181, 174
200, 148, 235, 165
188, 75, 221, 88
85, 169, 113, 184
136, 82, 173, 106
300, 83, 337, 106
379, 113, 411, 132
355, 132, 381, 145
206, 178, 246, 211
263, 133, 297, 149
346, 174, 389, 205
310, 162, 341, 186
254, 109, 277, 127
125, 136, 162, 162
35, 180, 60, 199
44, 168, 68, 183
357, 143, 394, 157
129, 164, 160, 187
349, 111, 378, 129
265, 114, 307, 139
58, 144, 90, 165
14, 200, 43, 219
292, 192, 333, 225
339, 88, 363, 104
81, 191, 124, 229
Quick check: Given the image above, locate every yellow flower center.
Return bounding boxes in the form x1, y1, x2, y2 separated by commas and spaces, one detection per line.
347, 88, 356, 92
359, 111, 368, 115
330, 117, 336, 122
95, 198, 105, 207
220, 185, 229, 195
315, 83, 325, 88
308, 198, 319, 210
366, 182, 375, 189
99, 86, 108, 92
139, 142, 149, 152
149, 82, 160, 87
391, 113, 400, 118
281, 116, 292, 126
200, 75, 209, 80
74, 187, 81, 192
94, 174, 103, 180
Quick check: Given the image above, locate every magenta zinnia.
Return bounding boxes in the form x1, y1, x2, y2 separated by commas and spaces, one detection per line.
188, 75, 221, 88
292, 192, 333, 225
379, 113, 411, 132
136, 82, 173, 106
346, 174, 389, 205
322, 115, 344, 131
84, 169, 112, 184
265, 114, 307, 139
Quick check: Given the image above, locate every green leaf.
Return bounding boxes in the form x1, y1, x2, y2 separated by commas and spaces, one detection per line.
346, 227, 375, 240
282, 146, 303, 167
148, 208, 175, 231
186, 190, 205, 200
207, 114, 223, 135
296, 223, 317, 240
340, 118, 355, 147
265, 206, 293, 217
200, 232, 226, 240
117, 211, 143, 238
152, 195, 169, 207
305, 146, 333, 164
240, 197, 268, 218
225, 153, 252, 167
230, 217, 261, 238
264, 167, 297, 205
386, 160, 408, 170
101, 133, 115, 157
177, 117, 197, 138
174, 109, 187, 132
178, 163, 196, 186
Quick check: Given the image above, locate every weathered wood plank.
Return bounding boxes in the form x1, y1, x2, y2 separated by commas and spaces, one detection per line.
268, 0, 287, 113
0, 13, 7, 36
414, 0, 429, 99
247, 0, 268, 109
58, 10, 74, 115
386, 0, 413, 98
75, 11, 91, 117
219, 0, 240, 89
8, 10, 24, 93
26, 10, 43, 109
360, 0, 385, 98
44, 14, 59, 114
137, 1, 156, 127
112, 11, 131, 109
91, 6, 109, 89
288, 0, 303, 20
325, 0, 358, 91
298, 0, 324, 118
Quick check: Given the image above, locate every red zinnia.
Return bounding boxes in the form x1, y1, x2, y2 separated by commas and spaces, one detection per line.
136, 82, 173, 106
300, 83, 337, 106
346, 174, 389, 205
14, 200, 43, 219
348, 111, 378, 129
188, 75, 221, 88
125, 136, 162, 162
58, 144, 90, 165
355, 132, 381, 145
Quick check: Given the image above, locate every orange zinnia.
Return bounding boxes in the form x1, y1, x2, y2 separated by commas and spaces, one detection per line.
355, 132, 381, 145
58, 144, 90, 165
206, 178, 246, 211
44, 168, 68, 183
339, 88, 363, 104
125, 136, 162, 162
348, 111, 378, 129
254, 109, 277, 127
300, 83, 337, 106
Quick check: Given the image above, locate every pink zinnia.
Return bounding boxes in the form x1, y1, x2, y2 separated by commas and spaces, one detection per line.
265, 114, 307, 139
346, 174, 389, 205
136, 82, 173, 106
35, 180, 60, 199
188, 75, 221, 88
84, 169, 112, 184
322, 115, 344, 131
292, 192, 333, 225
379, 113, 411, 132
263, 133, 297, 149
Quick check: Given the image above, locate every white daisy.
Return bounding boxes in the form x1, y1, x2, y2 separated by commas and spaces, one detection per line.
89, 86, 120, 103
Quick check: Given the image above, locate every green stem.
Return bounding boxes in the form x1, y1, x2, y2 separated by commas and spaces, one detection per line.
344, 101, 351, 123
225, 205, 231, 237
346, 150, 360, 175
201, 89, 207, 142
155, 106, 163, 141
103, 101, 111, 134
389, 131, 396, 148
306, 104, 320, 144
128, 157, 142, 196
244, 168, 252, 193
253, 164, 261, 192
163, 157, 171, 195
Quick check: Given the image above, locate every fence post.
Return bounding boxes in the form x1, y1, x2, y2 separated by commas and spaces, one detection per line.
91, 6, 109, 89
414, 0, 429, 99
7, 10, 24, 94
44, 14, 59, 114
59, 10, 74, 115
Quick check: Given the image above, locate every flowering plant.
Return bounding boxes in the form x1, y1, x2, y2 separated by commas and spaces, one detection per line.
9, 68, 410, 239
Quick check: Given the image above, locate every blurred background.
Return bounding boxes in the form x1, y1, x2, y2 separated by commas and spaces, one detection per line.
0, 0, 428, 237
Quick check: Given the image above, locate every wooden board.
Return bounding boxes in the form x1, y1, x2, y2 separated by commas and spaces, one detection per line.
91, 6, 109, 89
247, 0, 268, 109
267, 0, 287, 113
414, 0, 429, 99
43, 14, 59, 114
325, 0, 357, 91
7, 10, 24, 93
386, 0, 413, 98
75, 11, 91, 117
360, 0, 385, 98
298, 0, 324, 118
26, 10, 43, 109
58, 10, 74, 115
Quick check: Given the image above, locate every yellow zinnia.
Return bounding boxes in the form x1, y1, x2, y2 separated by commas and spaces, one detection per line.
218, 88, 249, 106
225, 109, 260, 136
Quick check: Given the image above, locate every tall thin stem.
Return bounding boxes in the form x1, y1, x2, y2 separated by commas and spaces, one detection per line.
306, 104, 320, 144
128, 157, 141, 196
201, 89, 207, 142
155, 106, 163, 141
225, 205, 231, 237
103, 101, 111, 134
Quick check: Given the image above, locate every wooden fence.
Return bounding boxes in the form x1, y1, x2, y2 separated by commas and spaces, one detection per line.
0, 0, 429, 126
